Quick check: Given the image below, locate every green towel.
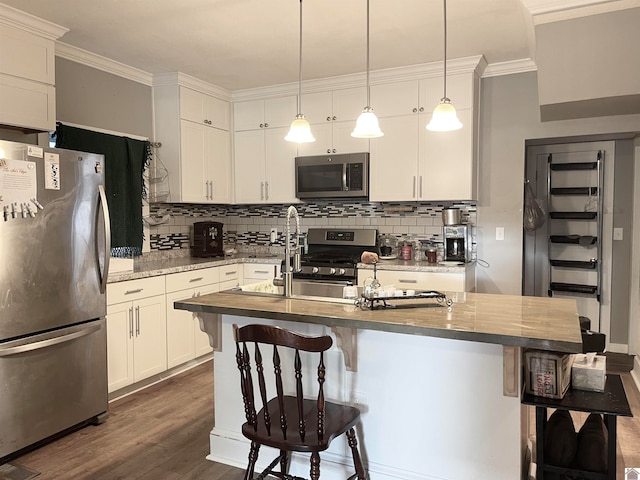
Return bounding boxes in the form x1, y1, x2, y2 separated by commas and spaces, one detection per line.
55, 123, 150, 257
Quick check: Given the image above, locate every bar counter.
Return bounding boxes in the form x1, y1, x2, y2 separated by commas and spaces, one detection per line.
174, 290, 582, 480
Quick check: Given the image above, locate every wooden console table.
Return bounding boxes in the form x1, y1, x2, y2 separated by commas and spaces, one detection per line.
522, 374, 633, 480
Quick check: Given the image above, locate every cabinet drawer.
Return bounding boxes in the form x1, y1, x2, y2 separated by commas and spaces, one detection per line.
359, 269, 466, 292
107, 276, 165, 305
219, 264, 241, 282
243, 263, 279, 280
165, 268, 220, 293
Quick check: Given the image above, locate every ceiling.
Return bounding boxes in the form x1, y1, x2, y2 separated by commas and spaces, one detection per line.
1, 0, 631, 92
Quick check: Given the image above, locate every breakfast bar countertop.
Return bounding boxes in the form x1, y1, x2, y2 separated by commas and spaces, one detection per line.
175, 290, 583, 353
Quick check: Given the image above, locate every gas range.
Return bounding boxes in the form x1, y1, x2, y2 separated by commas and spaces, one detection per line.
293, 228, 378, 283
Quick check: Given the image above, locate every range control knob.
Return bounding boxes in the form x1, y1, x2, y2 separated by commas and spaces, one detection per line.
337, 268, 346, 276
328, 267, 336, 275
312, 266, 319, 274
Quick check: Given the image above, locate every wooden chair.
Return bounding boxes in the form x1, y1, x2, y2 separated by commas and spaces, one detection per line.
233, 323, 367, 480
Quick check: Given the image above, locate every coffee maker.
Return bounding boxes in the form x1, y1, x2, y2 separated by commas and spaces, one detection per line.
192, 221, 224, 257
443, 225, 470, 262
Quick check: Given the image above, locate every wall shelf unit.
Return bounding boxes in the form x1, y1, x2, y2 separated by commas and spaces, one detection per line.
546, 151, 603, 300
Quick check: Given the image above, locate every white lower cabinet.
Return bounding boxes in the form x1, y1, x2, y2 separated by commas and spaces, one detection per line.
106, 277, 167, 393
165, 268, 220, 368
218, 263, 242, 291
358, 268, 476, 292
243, 261, 281, 285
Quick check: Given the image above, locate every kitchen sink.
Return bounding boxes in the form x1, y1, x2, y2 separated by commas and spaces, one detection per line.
227, 280, 361, 304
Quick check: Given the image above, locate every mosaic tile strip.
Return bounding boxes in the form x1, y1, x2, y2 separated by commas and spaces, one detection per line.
148, 201, 477, 253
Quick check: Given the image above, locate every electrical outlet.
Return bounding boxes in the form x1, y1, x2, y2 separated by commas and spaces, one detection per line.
270, 227, 278, 243
613, 227, 623, 241
496, 227, 505, 241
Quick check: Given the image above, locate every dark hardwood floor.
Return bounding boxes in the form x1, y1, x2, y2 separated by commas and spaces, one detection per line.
9, 361, 640, 479
13, 361, 245, 480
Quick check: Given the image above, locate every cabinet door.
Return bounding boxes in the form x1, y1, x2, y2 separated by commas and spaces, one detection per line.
332, 121, 370, 154
296, 122, 332, 157
204, 95, 230, 130
180, 120, 208, 202
369, 115, 420, 201
332, 87, 367, 122
265, 126, 298, 203
0, 74, 56, 131
133, 294, 167, 382
370, 80, 420, 117
207, 127, 232, 203
419, 73, 473, 111
301, 91, 332, 125
180, 87, 207, 124
234, 129, 267, 203
106, 301, 134, 392
419, 109, 475, 201
234, 99, 265, 131
265, 96, 298, 129
166, 289, 197, 368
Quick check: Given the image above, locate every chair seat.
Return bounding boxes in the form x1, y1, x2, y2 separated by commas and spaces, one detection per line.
242, 395, 361, 453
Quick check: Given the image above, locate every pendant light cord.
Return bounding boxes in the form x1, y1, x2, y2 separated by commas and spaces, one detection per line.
297, 0, 303, 115
366, 0, 371, 107
442, 0, 447, 100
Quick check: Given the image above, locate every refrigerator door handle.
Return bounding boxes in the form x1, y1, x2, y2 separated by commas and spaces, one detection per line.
0, 324, 102, 357
98, 184, 112, 294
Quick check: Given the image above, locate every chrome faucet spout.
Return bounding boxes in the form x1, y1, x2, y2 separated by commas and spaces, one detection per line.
283, 205, 302, 297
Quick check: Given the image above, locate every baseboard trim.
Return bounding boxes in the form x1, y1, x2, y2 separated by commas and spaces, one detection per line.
632, 357, 640, 393
208, 428, 443, 480
108, 354, 213, 402
607, 342, 629, 354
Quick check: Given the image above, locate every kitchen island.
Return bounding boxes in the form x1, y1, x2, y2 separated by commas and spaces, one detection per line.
175, 290, 582, 480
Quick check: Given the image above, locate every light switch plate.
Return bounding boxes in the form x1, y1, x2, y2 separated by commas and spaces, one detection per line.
496, 227, 505, 241
613, 227, 623, 241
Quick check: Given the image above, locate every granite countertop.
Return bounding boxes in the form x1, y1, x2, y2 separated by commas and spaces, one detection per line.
175, 290, 583, 353
108, 255, 474, 283
358, 259, 475, 272
107, 254, 282, 283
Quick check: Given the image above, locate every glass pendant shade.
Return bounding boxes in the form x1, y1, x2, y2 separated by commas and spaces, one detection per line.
285, 114, 315, 143
426, 98, 463, 132
351, 107, 383, 138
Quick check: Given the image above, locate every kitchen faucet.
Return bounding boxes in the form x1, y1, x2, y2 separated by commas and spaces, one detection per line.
275, 205, 302, 297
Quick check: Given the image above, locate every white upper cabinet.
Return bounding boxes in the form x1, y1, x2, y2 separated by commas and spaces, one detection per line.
369, 71, 479, 202
0, 7, 67, 131
180, 86, 230, 130
234, 96, 297, 131
233, 97, 298, 203
153, 80, 232, 203
296, 87, 370, 156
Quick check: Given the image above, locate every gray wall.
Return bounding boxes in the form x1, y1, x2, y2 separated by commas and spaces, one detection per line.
55, 58, 153, 139
478, 71, 640, 296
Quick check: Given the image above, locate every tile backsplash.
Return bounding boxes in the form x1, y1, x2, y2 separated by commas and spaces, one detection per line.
146, 201, 477, 256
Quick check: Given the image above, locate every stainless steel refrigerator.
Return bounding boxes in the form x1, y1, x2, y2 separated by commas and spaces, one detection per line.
0, 139, 111, 461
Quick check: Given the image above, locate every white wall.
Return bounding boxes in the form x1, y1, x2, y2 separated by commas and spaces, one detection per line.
477, 71, 640, 296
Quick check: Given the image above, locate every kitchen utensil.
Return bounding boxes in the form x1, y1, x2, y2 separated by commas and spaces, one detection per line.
442, 208, 461, 225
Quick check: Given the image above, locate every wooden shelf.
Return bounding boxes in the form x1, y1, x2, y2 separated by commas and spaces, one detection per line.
550, 259, 597, 269
550, 211, 597, 220
550, 187, 598, 196
549, 235, 597, 245
550, 162, 597, 171
549, 282, 597, 295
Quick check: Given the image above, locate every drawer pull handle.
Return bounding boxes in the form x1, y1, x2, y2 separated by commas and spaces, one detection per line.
254, 270, 269, 274
398, 279, 418, 284
225, 271, 237, 276
189, 277, 204, 282
125, 288, 143, 295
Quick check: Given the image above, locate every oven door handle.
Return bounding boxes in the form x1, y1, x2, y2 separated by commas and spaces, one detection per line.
342, 163, 348, 191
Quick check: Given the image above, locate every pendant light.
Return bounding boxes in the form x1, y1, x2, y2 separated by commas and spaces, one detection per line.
285, 0, 315, 143
426, 0, 463, 132
351, 0, 383, 138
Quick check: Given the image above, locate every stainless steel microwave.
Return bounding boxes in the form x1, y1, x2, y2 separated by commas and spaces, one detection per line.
295, 152, 369, 200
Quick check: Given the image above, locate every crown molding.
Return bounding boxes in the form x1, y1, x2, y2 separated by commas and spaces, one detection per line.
482, 58, 538, 78
522, 0, 639, 23
232, 55, 488, 102
0, 3, 68, 40
56, 42, 154, 86
152, 72, 232, 101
